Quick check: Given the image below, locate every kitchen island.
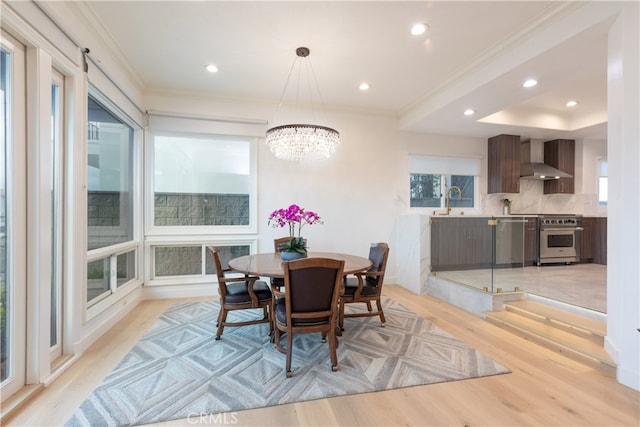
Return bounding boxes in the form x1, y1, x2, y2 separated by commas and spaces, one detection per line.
395, 214, 534, 316
395, 214, 606, 315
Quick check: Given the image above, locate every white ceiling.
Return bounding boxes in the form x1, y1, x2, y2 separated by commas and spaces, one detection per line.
77, 0, 610, 141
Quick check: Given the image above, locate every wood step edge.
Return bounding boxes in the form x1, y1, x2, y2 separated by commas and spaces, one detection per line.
505, 300, 606, 336
484, 311, 615, 367
504, 304, 605, 343
484, 315, 616, 377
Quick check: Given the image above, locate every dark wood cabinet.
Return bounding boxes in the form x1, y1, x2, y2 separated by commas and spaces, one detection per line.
544, 139, 575, 194
579, 217, 596, 261
524, 217, 538, 265
594, 217, 607, 265
579, 217, 607, 265
430, 217, 493, 271
488, 134, 520, 194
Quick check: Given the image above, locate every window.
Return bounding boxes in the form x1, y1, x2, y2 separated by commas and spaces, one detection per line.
1, 44, 11, 384
411, 174, 474, 208
50, 71, 64, 359
598, 158, 607, 205
1, 32, 27, 396
151, 244, 249, 279
86, 94, 138, 305
87, 96, 134, 250
409, 155, 479, 209
153, 135, 251, 227
146, 131, 256, 287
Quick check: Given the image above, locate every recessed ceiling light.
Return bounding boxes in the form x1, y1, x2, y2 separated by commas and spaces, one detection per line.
464, 109, 475, 116
205, 64, 218, 73
411, 23, 429, 36
566, 100, 578, 107
359, 82, 370, 91
522, 79, 538, 88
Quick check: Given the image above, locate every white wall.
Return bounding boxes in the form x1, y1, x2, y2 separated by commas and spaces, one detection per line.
605, 1, 640, 391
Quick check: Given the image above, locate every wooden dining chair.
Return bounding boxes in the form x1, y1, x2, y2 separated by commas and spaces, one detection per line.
272, 236, 308, 288
272, 257, 345, 377
208, 247, 273, 340
338, 242, 390, 331
274, 236, 292, 252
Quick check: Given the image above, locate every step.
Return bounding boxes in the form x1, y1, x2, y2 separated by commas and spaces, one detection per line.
505, 300, 606, 344
485, 310, 615, 373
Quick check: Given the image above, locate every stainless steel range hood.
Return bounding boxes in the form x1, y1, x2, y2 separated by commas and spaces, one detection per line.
520, 162, 573, 180
520, 139, 573, 180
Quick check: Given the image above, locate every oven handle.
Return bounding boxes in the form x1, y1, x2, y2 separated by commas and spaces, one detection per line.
540, 227, 584, 232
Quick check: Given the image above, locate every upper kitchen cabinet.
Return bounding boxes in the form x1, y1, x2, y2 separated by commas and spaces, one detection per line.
488, 134, 520, 194
543, 139, 575, 194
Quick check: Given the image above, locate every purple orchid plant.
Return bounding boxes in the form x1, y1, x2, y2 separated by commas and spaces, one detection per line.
268, 204, 323, 238
268, 204, 323, 254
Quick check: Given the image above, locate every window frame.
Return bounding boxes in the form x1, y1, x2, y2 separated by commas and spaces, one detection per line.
144, 237, 257, 287
85, 88, 143, 316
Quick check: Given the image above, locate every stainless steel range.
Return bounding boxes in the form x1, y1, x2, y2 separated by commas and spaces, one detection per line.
538, 214, 583, 265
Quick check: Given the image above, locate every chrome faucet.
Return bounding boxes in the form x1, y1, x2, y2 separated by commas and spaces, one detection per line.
445, 186, 463, 214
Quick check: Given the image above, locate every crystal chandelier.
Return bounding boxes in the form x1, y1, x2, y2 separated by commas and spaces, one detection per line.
265, 47, 340, 161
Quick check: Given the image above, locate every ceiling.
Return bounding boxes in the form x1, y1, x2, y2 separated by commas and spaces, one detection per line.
75, 1, 610, 141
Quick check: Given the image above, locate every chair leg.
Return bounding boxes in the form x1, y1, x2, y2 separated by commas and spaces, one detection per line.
338, 300, 345, 331
273, 327, 284, 352
376, 298, 386, 326
321, 331, 327, 343
268, 306, 274, 338
216, 305, 224, 327
366, 301, 373, 312
216, 308, 228, 340
329, 328, 338, 372
286, 330, 294, 377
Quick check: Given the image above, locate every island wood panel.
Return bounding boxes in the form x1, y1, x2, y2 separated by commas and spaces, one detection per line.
544, 139, 575, 194
430, 217, 493, 271
524, 217, 538, 265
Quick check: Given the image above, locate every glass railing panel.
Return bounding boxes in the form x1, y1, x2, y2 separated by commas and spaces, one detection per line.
491, 216, 527, 293
429, 216, 530, 294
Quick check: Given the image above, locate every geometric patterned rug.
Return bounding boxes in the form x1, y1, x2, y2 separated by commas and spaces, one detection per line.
65, 297, 509, 426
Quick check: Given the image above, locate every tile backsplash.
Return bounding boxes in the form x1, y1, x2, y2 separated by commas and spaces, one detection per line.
483, 179, 606, 216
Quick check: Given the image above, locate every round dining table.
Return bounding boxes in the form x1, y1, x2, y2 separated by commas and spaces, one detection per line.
228, 252, 372, 278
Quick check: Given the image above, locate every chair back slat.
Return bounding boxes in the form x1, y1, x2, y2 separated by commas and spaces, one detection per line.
367, 243, 390, 285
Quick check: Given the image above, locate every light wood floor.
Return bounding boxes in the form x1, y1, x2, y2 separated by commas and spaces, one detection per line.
6, 285, 638, 427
